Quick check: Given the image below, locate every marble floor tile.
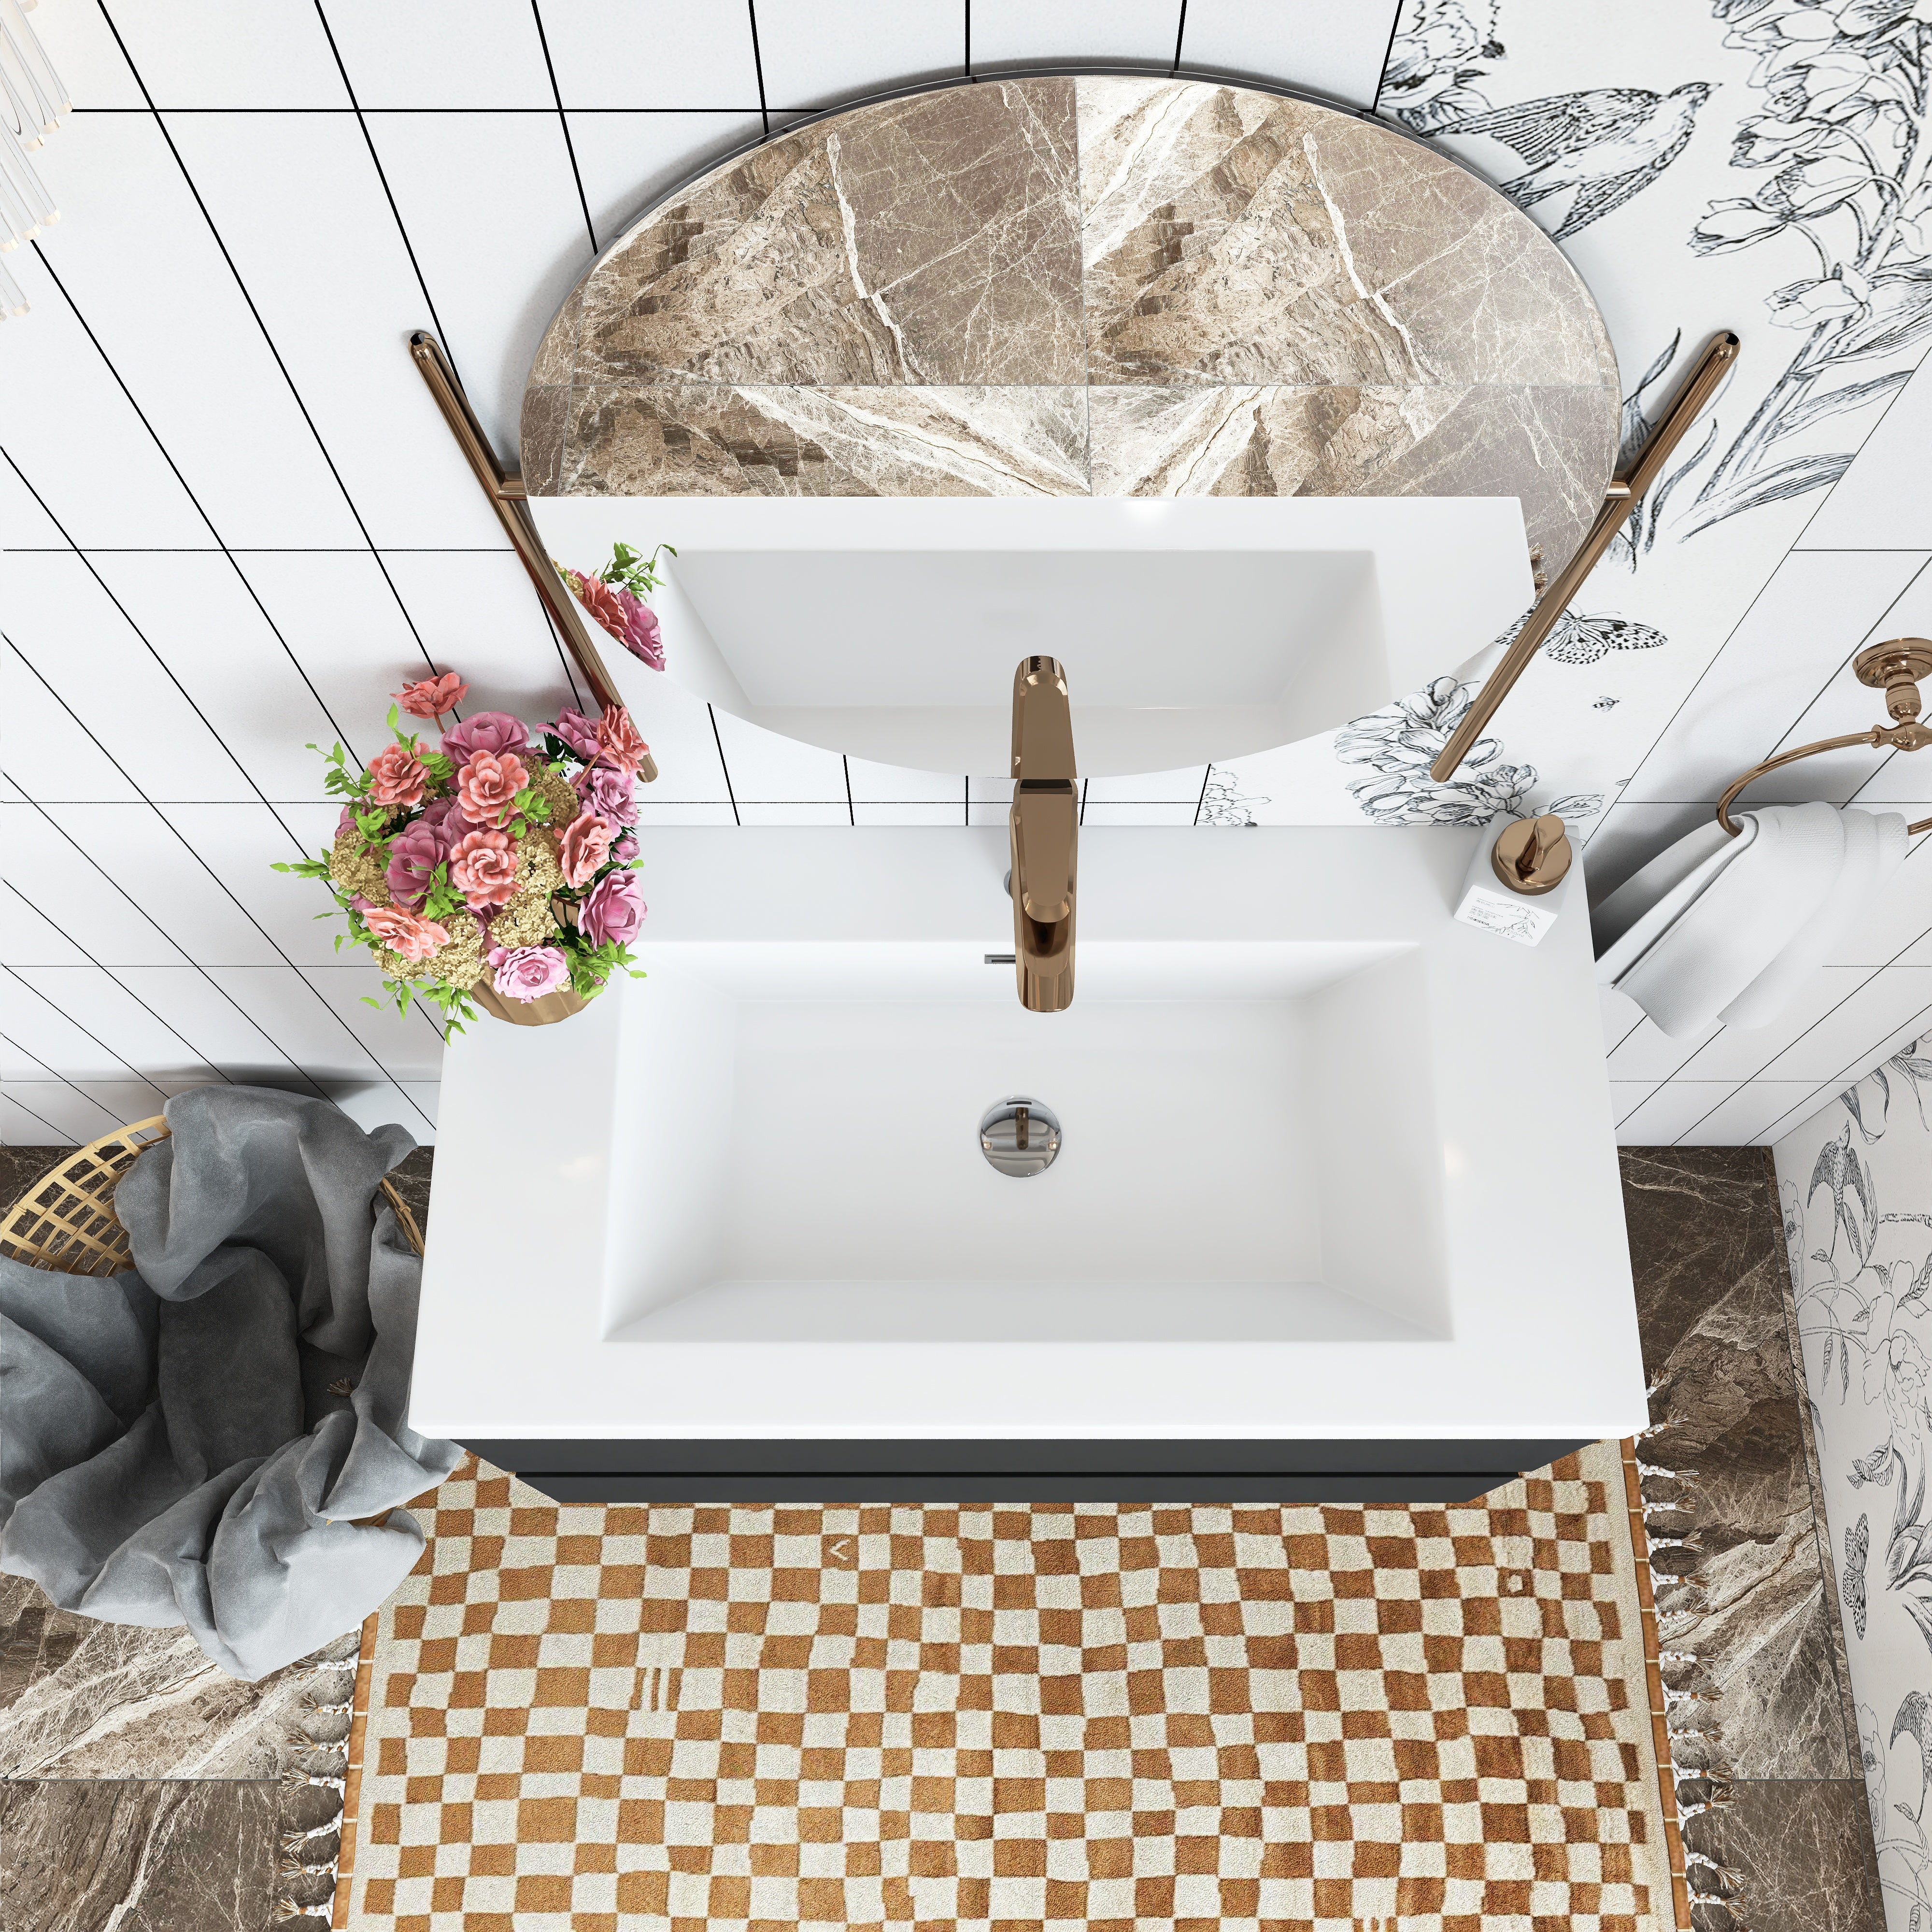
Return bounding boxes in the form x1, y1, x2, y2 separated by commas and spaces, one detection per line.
1622, 1147, 1857, 1780
1683, 1779, 1883, 1932
0, 1575, 332, 1778
0, 1778, 283, 1932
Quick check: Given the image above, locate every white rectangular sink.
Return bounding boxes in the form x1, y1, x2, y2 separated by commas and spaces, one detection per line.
413, 828, 1646, 1458
605, 940, 1446, 1345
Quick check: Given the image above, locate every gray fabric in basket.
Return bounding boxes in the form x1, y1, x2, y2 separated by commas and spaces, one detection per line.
0, 1088, 461, 1679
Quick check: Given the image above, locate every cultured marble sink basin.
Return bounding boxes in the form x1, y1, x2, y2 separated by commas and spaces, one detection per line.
413, 828, 1647, 1497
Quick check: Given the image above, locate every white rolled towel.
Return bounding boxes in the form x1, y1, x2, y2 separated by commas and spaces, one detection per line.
1592, 801, 1906, 1038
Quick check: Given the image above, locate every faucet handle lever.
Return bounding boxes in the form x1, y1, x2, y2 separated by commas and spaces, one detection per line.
1012, 783, 1076, 922
1011, 656, 1076, 783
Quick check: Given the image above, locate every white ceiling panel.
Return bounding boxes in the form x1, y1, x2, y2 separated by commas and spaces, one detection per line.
1667, 965, 1875, 1084
114, 966, 322, 1089
31, 114, 364, 548
1756, 966, 1932, 1084
0, 247, 216, 549
566, 111, 766, 250
363, 111, 596, 452
538, 0, 764, 109
207, 964, 426, 1098
6, 554, 258, 802
0, 1083, 123, 1142
968, 0, 1180, 70
299, 965, 447, 1082
1618, 550, 1928, 805
0, 452, 71, 548
1179, 0, 1404, 107
1671, 1081, 1818, 1146
23, 0, 146, 109
159, 803, 342, 968
0, 966, 166, 1084
319, 0, 554, 109
10, 966, 220, 1088
0, 871, 90, 968
85, 552, 347, 800
104, 0, 350, 108
754, 0, 964, 109
711, 710, 848, 801
1614, 1080, 1736, 1147
160, 111, 514, 550
50, 802, 287, 966
1, 803, 188, 966
0, 637, 144, 803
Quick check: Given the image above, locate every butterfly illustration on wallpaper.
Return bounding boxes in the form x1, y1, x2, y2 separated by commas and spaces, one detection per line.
1525, 611, 1670, 666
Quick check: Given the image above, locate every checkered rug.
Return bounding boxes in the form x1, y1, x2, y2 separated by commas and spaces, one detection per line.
339, 1443, 1681, 1932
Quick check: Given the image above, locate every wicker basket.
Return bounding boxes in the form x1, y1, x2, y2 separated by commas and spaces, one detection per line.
0, 1115, 425, 1274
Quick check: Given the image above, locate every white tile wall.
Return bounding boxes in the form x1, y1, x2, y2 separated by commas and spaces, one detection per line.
5, 0, 1932, 1151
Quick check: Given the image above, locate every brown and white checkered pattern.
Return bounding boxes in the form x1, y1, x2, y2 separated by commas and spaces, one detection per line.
345, 1444, 1674, 1932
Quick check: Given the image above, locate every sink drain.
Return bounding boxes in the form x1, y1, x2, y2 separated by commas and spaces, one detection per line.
979, 1097, 1061, 1177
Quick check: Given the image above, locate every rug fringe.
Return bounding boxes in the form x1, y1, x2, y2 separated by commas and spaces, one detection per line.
1634, 1419, 1745, 1932
270, 1633, 364, 1929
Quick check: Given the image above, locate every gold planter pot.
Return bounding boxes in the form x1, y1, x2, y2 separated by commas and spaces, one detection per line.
469, 980, 592, 1027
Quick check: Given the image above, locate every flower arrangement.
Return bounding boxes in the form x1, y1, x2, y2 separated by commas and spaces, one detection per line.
556, 541, 674, 671
275, 673, 650, 1029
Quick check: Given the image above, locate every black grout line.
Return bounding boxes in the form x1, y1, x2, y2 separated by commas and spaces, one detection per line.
2, 446, 338, 810
4, 887, 237, 1093
964, 0, 972, 80
310, 1, 455, 352
1170, 0, 1188, 75
1368, 1, 1405, 117
536, 602, 589, 715
530, 0, 599, 254
747, 0, 769, 136
0, 1029, 131, 1135
1, 968, 170, 1105
69, 105, 777, 114
3, 805, 336, 1104
4, 645, 433, 1132
1192, 765, 1211, 826
842, 756, 855, 826
0, 1080, 70, 1142
707, 706, 741, 825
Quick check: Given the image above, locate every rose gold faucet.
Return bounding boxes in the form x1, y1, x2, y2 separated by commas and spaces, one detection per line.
1009, 657, 1077, 1013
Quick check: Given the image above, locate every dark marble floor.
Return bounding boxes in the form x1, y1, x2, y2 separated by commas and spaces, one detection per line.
0, 1139, 1877, 1928
0, 1141, 433, 1932
1623, 1147, 1884, 1932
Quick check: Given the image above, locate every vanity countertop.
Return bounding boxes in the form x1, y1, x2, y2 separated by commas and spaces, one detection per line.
411, 826, 1645, 1455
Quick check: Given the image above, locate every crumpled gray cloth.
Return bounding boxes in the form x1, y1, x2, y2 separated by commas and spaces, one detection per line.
0, 1087, 461, 1679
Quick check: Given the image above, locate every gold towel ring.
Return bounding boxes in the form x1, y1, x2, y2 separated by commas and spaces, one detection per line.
1715, 640, 1932, 837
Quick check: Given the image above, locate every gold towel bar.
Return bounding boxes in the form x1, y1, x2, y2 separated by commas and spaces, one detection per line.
1430, 330, 1742, 784
1715, 640, 1932, 837
408, 331, 655, 781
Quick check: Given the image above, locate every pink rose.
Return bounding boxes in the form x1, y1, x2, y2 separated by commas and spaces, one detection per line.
364, 904, 450, 964
595, 706, 650, 775
568, 572, 665, 672
455, 750, 529, 828
573, 763, 637, 826
385, 819, 453, 912
613, 833, 638, 862
548, 708, 600, 762
450, 829, 519, 909
489, 944, 570, 1003
395, 671, 469, 722
441, 710, 529, 765
559, 812, 615, 889
578, 869, 645, 949
365, 741, 429, 809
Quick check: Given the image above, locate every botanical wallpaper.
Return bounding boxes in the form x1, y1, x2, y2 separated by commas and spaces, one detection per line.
1778, 1059, 1932, 1932
1218, 0, 1932, 838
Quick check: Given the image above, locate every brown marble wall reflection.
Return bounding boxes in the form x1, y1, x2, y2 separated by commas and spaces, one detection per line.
1622, 1147, 1882, 1931
571, 79, 1084, 388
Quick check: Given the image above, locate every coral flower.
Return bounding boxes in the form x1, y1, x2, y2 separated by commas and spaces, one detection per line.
559, 812, 615, 889
450, 829, 519, 910
594, 706, 650, 775
394, 671, 469, 722
455, 750, 529, 827
568, 571, 665, 671
489, 944, 570, 1003
365, 741, 429, 809
364, 904, 450, 964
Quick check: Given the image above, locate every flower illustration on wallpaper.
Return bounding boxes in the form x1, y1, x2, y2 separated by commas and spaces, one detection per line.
1380, 0, 1504, 128
1336, 676, 1605, 826
1674, 0, 1932, 535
